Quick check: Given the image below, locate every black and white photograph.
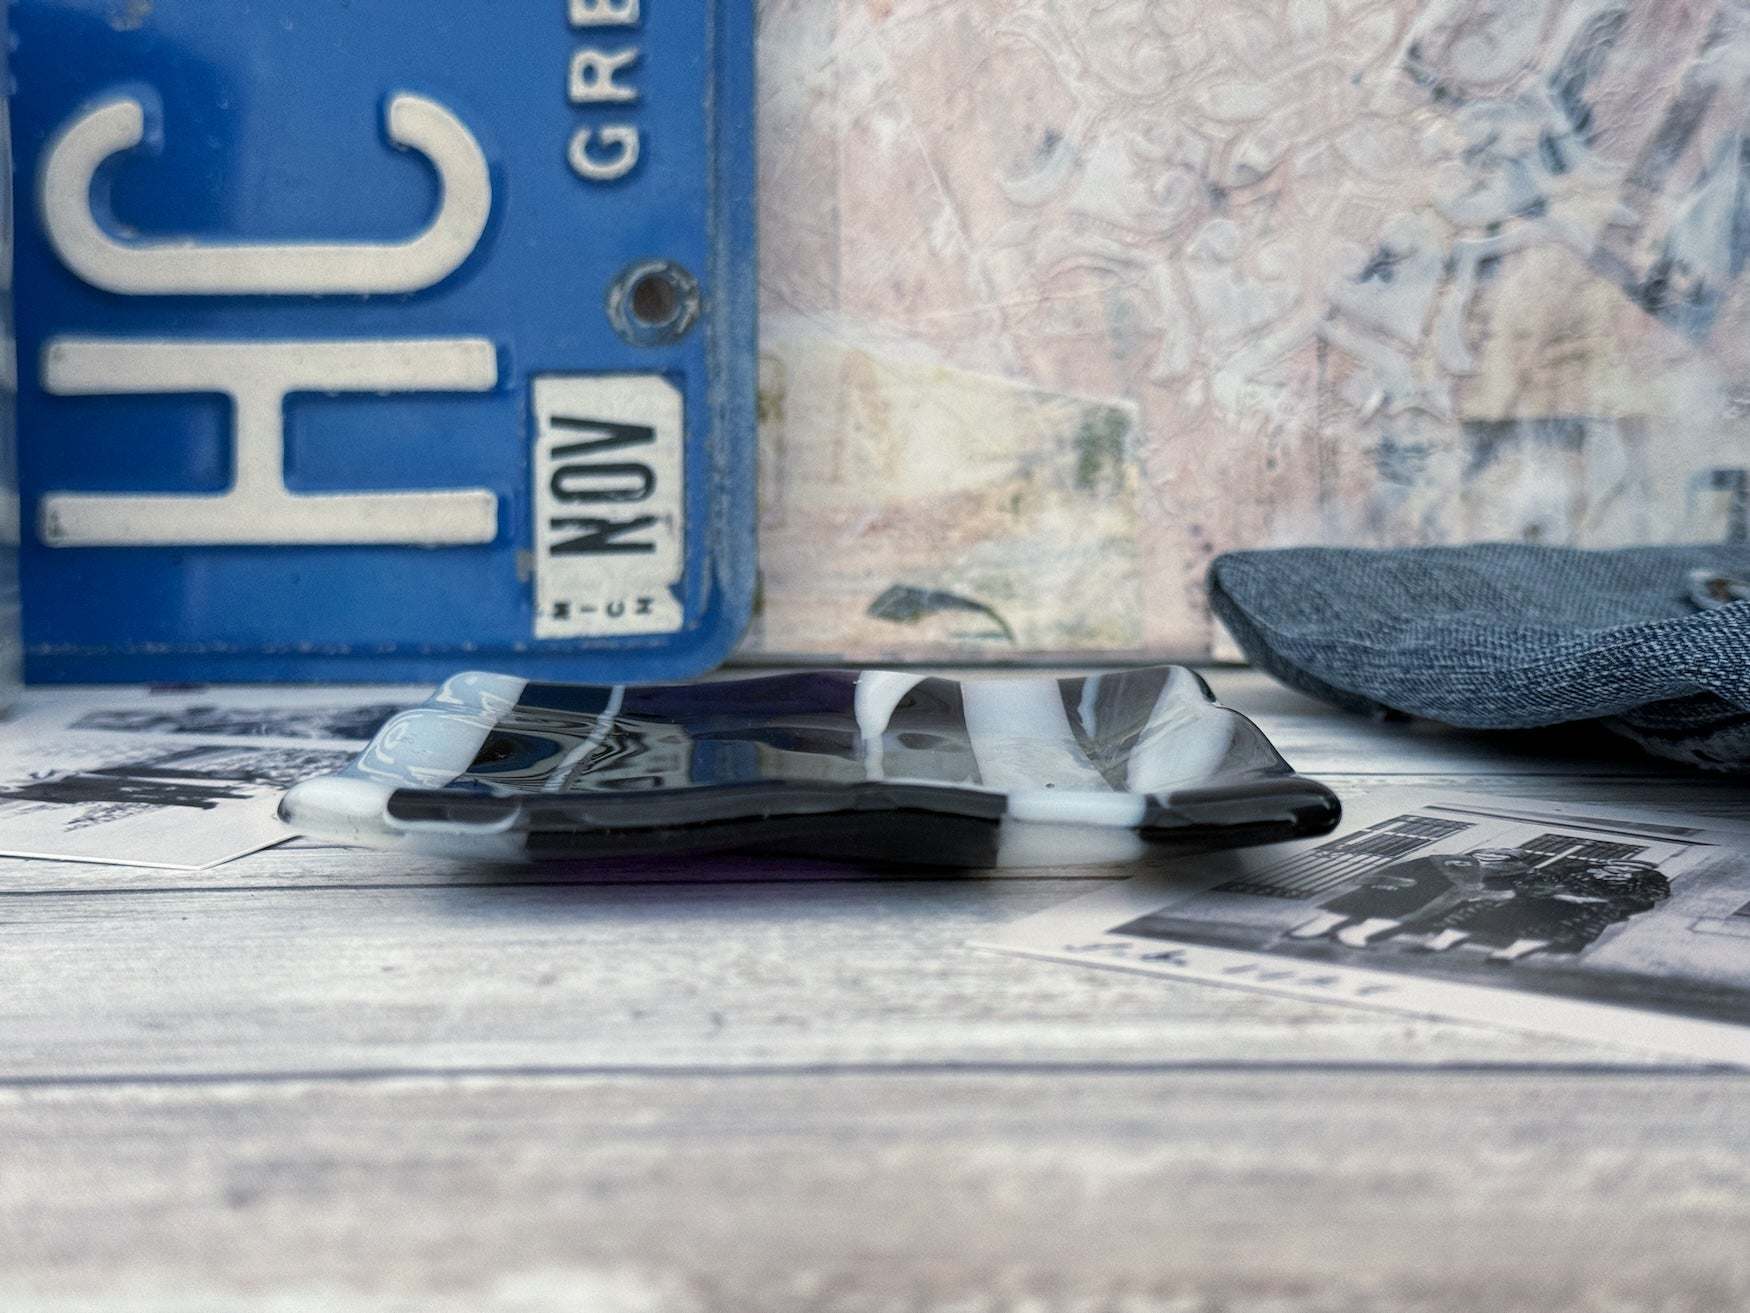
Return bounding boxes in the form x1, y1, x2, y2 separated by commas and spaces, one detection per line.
0, 688, 427, 867
69, 702, 405, 743
0, 733, 356, 868
976, 793, 1750, 1065
28, 684, 426, 747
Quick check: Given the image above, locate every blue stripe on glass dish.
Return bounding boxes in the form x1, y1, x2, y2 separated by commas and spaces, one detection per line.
280, 668, 1341, 868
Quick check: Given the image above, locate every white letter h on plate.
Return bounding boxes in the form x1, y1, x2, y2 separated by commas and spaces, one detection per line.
38, 93, 500, 547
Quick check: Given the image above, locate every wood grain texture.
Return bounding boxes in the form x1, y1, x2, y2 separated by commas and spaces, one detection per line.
0, 1071, 1745, 1311
0, 878, 1659, 1078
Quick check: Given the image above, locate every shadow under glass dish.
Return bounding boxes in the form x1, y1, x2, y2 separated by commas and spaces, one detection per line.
280, 668, 1341, 868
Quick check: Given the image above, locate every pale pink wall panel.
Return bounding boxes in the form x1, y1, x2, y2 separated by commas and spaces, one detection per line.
749, 0, 1750, 661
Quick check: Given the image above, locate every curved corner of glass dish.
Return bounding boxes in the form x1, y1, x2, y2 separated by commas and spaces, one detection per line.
279, 773, 401, 847
280, 671, 534, 861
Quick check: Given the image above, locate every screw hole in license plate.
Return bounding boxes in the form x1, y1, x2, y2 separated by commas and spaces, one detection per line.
609, 260, 700, 346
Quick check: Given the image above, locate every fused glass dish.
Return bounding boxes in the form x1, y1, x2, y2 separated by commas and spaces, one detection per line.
279, 668, 1341, 868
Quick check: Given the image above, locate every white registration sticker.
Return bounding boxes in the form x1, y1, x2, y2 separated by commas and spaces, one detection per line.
532, 374, 686, 639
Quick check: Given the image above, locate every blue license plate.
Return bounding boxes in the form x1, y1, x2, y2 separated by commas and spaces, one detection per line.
13, 0, 757, 682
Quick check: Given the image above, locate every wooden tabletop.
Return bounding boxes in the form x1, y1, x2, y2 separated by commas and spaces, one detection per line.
1, 670, 1746, 1312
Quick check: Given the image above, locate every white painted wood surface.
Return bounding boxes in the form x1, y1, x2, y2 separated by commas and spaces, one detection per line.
1, 671, 1745, 1310
3, 1073, 1745, 1312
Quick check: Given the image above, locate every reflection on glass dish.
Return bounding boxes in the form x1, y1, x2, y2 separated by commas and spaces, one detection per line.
280, 668, 1341, 868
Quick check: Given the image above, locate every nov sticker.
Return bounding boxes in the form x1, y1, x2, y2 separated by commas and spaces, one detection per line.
533, 375, 685, 639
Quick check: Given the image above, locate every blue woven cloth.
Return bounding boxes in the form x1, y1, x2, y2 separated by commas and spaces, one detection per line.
1208, 545, 1750, 771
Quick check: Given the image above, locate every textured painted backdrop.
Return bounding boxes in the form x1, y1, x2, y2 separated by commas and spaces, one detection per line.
747, 0, 1750, 660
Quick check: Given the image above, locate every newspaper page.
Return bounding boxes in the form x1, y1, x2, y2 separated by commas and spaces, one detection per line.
976, 792, 1750, 1066
0, 687, 421, 869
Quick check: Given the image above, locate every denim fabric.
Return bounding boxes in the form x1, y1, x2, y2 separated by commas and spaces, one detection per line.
1208, 545, 1750, 771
